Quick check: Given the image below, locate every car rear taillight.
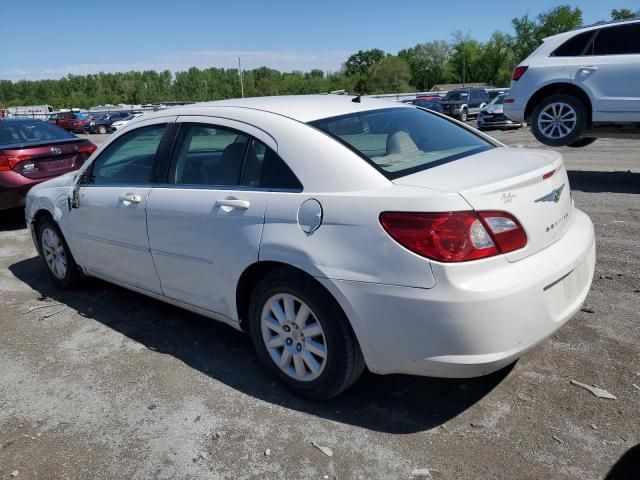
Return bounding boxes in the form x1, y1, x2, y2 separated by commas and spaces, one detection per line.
512, 66, 528, 81
0, 153, 26, 171
78, 143, 97, 155
379, 211, 527, 262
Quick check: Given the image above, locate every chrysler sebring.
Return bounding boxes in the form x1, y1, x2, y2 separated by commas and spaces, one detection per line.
25, 95, 595, 399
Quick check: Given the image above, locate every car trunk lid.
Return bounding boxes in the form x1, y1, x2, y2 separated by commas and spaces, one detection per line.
392, 147, 573, 262
2, 139, 89, 180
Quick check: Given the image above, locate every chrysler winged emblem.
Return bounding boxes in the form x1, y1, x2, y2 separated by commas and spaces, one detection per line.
535, 183, 565, 203
50, 147, 62, 155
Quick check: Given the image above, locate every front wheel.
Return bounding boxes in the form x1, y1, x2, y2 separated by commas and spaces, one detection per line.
531, 94, 587, 146
97, 125, 107, 134
37, 217, 81, 289
459, 109, 468, 122
249, 269, 365, 400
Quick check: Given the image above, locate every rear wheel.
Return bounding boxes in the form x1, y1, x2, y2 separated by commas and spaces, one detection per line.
37, 217, 81, 289
531, 94, 587, 146
249, 269, 365, 400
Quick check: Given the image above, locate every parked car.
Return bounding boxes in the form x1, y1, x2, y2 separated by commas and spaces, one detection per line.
441, 88, 489, 121
477, 94, 525, 130
47, 111, 79, 131
25, 96, 595, 399
110, 112, 144, 132
504, 19, 640, 147
486, 88, 509, 102
71, 114, 97, 134
0, 119, 96, 210
411, 96, 444, 113
85, 111, 131, 134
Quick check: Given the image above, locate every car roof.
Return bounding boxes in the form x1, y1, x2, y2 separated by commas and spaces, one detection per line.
185, 95, 407, 123
544, 18, 640, 42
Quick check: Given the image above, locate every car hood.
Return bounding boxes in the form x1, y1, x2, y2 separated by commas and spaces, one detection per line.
482, 104, 504, 114
29, 171, 77, 193
393, 147, 572, 262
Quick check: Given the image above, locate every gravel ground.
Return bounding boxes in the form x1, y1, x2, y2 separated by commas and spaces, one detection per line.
0, 127, 638, 479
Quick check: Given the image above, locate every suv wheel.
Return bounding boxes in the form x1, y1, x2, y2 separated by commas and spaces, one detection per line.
459, 109, 468, 122
531, 94, 587, 147
249, 269, 365, 400
98, 125, 107, 134
37, 217, 81, 289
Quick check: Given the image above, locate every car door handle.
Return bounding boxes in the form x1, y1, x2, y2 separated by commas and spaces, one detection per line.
119, 193, 142, 204
216, 198, 250, 210
580, 65, 598, 71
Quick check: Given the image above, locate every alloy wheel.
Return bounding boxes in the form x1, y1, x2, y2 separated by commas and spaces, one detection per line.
260, 293, 328, 382
41, 227, 67, 279
537, 102, 577, 139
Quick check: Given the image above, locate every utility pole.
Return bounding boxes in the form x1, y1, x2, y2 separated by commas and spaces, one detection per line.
462, 53, 466, 87
238, 57, 245, 98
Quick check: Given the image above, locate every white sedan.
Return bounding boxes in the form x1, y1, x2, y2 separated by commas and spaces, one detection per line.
25, 95, 596, 399
110, 112, 144, 131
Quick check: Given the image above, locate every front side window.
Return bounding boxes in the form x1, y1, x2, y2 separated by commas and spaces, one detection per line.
310, 107, 493, 179
171, 123, 302, 190
88, 124, 166, 185
592, 23, 640, 55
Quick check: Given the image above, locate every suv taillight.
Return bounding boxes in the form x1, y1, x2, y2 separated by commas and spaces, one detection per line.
512, 66, 528, 81
379, 211, 527, 262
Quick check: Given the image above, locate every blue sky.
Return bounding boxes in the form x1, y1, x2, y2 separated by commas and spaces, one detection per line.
1, 0, 637, 80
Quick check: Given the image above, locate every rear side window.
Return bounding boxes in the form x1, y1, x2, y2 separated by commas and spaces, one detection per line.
170, 123, 302, 190
310, 107, 492, 179
592, 24, 640, 55
551, 30, 595, 56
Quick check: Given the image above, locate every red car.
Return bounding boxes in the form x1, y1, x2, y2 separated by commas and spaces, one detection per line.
0, 119, 97, 210
71, 114, 97, 134
47, 111, 80, 131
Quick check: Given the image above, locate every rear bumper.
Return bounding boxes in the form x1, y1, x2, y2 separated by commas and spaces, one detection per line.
503, 97, 527, 123
319, 209, 595, 377
0, 171, 41, 210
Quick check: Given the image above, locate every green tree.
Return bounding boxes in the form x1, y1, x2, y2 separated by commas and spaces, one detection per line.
611, 8, 639, 20
344, 49, 386, 77
512, 5, 583, 61
398, 40, 452, 90
367, 56, 411, 94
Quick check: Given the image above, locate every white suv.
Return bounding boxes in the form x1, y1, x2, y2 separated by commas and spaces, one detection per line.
504, 19, 640, 147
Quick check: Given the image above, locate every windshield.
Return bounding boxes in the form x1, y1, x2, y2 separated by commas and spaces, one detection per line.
0, 120, 75, 147
310, 107, 493, 179
93, 114, 108, 121
444, 91, 468, 101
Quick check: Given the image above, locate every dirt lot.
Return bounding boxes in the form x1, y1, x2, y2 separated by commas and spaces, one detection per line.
1, 127, 639, 479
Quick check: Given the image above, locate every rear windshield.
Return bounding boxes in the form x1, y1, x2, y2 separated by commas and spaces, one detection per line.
310, 107, 492, 179
0, 120, 75, 147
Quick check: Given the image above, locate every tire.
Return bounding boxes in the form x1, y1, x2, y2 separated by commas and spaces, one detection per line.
567, 137, 597, 148
459, 109, 468, 122
37, 217, 81, 289
97, 125, 107, 134
531, 94, 587, 147
249, 268, 365, 400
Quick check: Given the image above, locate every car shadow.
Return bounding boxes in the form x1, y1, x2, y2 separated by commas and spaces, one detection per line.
0, 207, 26, 231
605, 443, 640, 480
9, 256, 512, 434
568, 170, 640, 195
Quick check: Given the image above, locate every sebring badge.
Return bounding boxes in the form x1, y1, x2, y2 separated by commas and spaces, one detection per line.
535, 183, 565, 203
50, 147, 62, 155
